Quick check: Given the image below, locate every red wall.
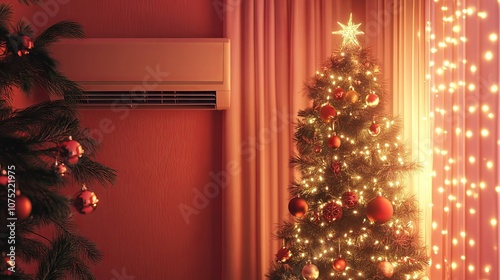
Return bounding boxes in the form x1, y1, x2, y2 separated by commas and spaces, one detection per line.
11, 1, 223, 279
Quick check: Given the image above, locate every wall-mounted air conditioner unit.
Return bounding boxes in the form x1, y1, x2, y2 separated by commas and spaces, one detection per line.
50, 38, 230, 110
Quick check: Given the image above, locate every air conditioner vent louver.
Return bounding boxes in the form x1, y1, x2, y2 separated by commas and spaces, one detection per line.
76, 91, 217, 109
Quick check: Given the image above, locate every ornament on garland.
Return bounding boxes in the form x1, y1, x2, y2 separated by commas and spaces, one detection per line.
0, 170, 7, 186
369, 121, 381, 136
327, 135, 341, 149
314, 144, 322, 154
16, 191, 32, 221
59, 136, 84, 165
345, 90, 360, 104
365, 93, 380, 107
301, 262, 319, 280
322, 202, 343, 222
330, 161, 341, 176
73, 184, 99, 214
320, 104, 337, 123
288, 197, 308, 218
341, 191, 358, 209
377, 261, 394, 278
52, 160, 68, 177
275, 246, 292, 263
332, 256, 347, 272
333, 87, 345, 100
366, 196, 393, 223
6, 34, 34, 57
1, 255, 14, 276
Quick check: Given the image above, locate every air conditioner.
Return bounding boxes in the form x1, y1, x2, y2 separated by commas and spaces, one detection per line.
49, 38, 230, 110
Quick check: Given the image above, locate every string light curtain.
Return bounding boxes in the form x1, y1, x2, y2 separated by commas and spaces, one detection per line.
426, 1, 500, 279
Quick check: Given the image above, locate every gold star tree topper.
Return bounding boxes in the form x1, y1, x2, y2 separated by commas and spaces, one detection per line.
332, 13, 364, 48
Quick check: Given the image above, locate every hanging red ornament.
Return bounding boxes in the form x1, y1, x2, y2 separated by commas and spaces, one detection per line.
6, 34, 34, 57
73, 185, 99, 214
314, 144, 322, 153
320, 104, 337, 123
341, 191, 358, 209
333, 87, 345, 100
1, 255, 14, 276
365, 93, 380, 107
52, 160, 68, 177
377, 261, 394, 278
332, 256, 347, 272
366, 196, 393, 223
322, 202, 343, 222
301, 262, 319, 279
0, 171, 8, 186
330, 161, 341, 175
17, 36, 34, 56
327, 135, 341, 149
59, 136, 84, 165
16, 193, 32, 221
275, 247, 292, 263
288, 197, 308, 217
369, 122, 381, 136
345, 90, 359, 104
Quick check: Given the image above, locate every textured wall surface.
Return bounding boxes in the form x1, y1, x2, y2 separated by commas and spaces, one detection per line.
11, 0, 223, 279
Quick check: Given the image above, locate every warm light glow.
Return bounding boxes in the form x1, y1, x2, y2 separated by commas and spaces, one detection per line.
484, 51, 493, 60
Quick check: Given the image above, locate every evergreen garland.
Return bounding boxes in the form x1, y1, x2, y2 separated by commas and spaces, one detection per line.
0, 1, 116, 279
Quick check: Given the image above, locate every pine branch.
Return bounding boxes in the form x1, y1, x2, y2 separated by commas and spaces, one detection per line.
14, 19, 34, 37
34, 21, 84, 50
71, 157, 117, 187
16, 0, 40, 5
36, 231, 102, 280
0, 4, 13, 31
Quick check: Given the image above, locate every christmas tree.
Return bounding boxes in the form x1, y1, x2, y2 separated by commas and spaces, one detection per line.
267, 15, 429, 280
0, 1, 116, 279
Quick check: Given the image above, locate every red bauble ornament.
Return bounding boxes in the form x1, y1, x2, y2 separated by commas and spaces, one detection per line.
73, 185, 99, 214
331, 161, 341, 175
1, 256, 14, 276
345, 90, 359, 104
320, 104, 337, 123
17, 36, 34, 56
0, 175, 8, 186
377, 261, 394, 278
365, 93, 380, 107
275, 247, 292, 263
16, 194, 32, 221
369, 122, 381, 136
332, 256, 347, 272
52, 161, 68, 177
322, 202, 343, 222
366, 196, 393, 223
314, 145, 322, 153
302, 263, 319, 280
59, 137, 84, 165
288, 197, 308, 217
341, 191, 358, 209
333, 87, 345, 100
327, 135, 341, 149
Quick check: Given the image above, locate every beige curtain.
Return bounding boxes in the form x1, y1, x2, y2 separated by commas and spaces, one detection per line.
426, 1, 500, 279
221, 1, 426, 279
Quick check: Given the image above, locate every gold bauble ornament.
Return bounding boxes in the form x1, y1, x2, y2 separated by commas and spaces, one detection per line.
345, 90, 359, 104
